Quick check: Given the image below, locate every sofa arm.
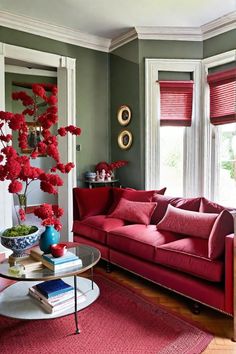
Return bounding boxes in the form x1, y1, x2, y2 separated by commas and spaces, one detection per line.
225, 233, 234, 314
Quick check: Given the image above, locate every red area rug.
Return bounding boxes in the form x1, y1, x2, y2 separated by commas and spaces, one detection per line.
0, 275, 212, 354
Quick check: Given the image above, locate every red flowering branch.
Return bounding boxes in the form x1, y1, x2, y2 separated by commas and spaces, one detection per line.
0, 83, 81, 231
95, 160, 128, 173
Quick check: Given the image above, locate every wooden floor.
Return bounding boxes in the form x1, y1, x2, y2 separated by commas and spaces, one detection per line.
94, 262, 236, 354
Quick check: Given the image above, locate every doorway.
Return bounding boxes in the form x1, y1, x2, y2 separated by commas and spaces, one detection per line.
0, 43, 77, 242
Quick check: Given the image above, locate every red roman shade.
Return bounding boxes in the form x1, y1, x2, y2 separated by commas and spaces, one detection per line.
158, 81, 194, 127
207, 68, 236, 125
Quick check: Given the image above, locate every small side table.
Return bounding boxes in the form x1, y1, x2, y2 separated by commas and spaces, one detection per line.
85, 179, 119, 189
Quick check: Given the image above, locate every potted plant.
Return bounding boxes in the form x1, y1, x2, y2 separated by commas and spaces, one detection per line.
0, 83, 81, 257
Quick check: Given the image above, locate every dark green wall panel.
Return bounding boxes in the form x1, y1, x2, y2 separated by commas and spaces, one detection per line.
110, 40, 141, 188
0, 27, 109, 185
203, 29, 236, 58
139, 40, 203, 60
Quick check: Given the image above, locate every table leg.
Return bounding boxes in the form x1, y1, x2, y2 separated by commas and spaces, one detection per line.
91, 252, 94, 290
74, 275, 80, 334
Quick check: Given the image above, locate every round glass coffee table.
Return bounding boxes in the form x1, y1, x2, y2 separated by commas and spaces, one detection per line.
0, 243, 101, 334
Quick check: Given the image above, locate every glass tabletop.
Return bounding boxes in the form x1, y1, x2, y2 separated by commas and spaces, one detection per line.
0, 244, 101, 281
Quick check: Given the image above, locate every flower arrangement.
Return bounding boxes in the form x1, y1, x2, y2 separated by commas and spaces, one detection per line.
0, 83, 81, 234
95, 160, 128, 175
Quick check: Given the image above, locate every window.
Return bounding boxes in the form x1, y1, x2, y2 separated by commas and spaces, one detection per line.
206, 66, 236, 206
145, 59, 201, 196
216, 123, 236, 206
158, 80, 193, 195
160, 127, 184, 195
146, 53, 236, 205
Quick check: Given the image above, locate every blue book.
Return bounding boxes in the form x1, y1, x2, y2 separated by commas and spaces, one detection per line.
43, 251, 79, 265
36, 279, 73, 298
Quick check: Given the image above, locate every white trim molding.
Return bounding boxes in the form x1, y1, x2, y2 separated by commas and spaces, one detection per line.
5, 65, 57, 77
0, 10, 111, 53
145, 58, 202, 196
136, 26, 202, 41
0, 9, 235, 53
202, 11, 236, 40
0, 51, 12, 233
0, 43, 77, 241
111, 12, 236, 50
58, 57, 77, 242
110, 29, 138, 52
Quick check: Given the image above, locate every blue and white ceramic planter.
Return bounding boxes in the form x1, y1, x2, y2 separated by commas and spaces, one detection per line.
0, 226, 40, 258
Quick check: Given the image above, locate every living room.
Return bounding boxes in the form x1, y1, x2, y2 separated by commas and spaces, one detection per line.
0, 1, 236, 353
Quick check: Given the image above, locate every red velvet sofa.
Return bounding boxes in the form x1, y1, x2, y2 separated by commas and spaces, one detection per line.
73, 187, 235, 316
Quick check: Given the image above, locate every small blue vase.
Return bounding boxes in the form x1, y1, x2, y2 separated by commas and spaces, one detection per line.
39, 225, 60, 254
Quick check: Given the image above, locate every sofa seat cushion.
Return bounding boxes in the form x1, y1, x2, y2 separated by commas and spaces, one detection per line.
73, 215, 126, 244
155, 238, 224, 282
107, 225, 180, 262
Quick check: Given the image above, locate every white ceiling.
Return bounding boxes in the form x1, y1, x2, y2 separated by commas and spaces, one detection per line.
0, 0, 235, 40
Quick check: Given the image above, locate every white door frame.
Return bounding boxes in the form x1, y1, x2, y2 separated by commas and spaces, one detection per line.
0, 43, 76, 242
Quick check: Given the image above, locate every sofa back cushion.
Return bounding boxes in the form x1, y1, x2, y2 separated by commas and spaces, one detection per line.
156, 204, 218, 239
200, 197, 235, 213
108, 187, 166, 214
108, 198, 157, 225
73, 187, 112, 219
151, 194, 201, 224
208, 210, 234, 260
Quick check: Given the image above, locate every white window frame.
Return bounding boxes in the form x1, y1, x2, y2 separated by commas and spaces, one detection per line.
202, 49, 236, 201
0, 43, 77, 243
145, 59, 202, 197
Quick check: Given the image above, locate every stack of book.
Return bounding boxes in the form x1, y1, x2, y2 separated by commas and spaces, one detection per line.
8, 254, 43, 273
28, 278, 86, 314
30, 247, 82, 272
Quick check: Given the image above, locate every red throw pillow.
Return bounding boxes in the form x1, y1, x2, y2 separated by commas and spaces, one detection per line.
108, 198, 157, 225
73, 187, 112, 219
199, 197, 235, 213
208, 210, 234, 260
108, 187, 166, 214
151, 194, 201, 224
156, 204, 218, 239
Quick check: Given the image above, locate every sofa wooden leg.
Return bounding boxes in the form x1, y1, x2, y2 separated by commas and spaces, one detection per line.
106, 262, 112, 273
192, 302, 201, 315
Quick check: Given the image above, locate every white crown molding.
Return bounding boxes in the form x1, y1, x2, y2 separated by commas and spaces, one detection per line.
110, 12, 236, 50
0, 10, 111, 53
135, 26, 202, 41
201, 11, 236, 40
0, 10, 235, 53
110, 29, 138, 52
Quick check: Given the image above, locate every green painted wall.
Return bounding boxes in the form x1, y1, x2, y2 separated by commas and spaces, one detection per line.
1, 26, 235, 191
110, 39, 203, 188
110, 40, 140, 188
0, 27, 110, 186
203, 29, 236, 58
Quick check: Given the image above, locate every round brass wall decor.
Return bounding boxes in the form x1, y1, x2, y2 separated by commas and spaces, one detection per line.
118, 130, 133, 150
117, 105, 131, 126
